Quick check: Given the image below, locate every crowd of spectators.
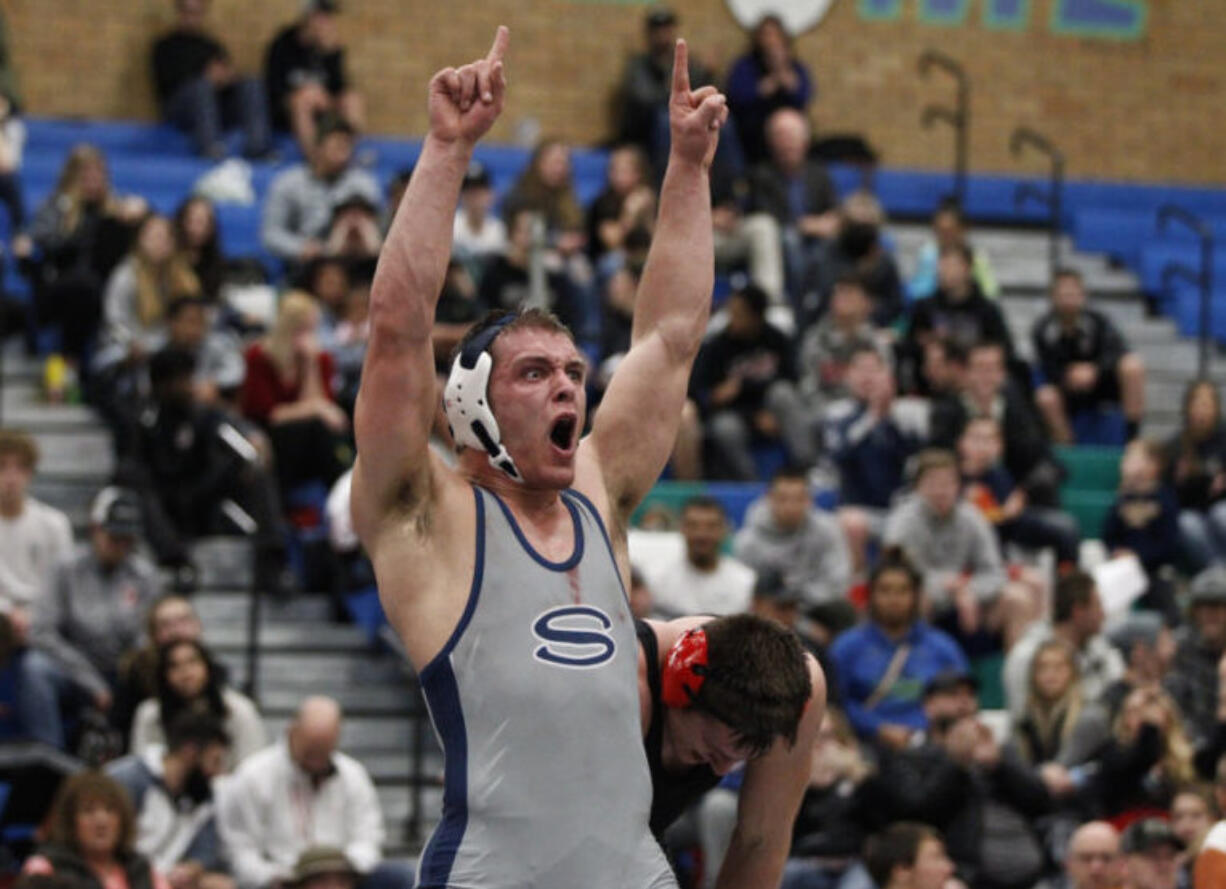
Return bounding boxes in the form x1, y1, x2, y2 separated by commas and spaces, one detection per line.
1, 2, 1225, 888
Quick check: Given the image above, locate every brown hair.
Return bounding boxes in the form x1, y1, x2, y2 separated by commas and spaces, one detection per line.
508, 138, 584, 233
691, 613, 812, 756
865, 822, 941, 888
0, 428, 39, 470
132, 214, 201, 327
52, 144, 118, 235
449, 307, 575, 370
912, 448, 959, 484
47, 771, 136, 855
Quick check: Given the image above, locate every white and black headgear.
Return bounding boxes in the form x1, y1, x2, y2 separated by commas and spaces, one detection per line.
442, 314, 521, 482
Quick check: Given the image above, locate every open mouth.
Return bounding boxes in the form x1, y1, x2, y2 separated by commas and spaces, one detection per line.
549, 415, 577, 451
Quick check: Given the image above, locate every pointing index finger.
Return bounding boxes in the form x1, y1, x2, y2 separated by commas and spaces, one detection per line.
672, 38, 690, 97
487, 25, 510, 64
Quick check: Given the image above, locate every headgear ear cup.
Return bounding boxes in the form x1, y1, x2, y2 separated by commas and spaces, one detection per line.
661, 628, 709, 708
442, 314, 522, 481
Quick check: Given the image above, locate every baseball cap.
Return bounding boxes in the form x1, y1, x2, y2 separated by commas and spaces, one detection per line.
90, 487, 143, 538
461, 161, 492, 192
1190, 566, 1226, 607
1106, 611, 1164, 655
645, 5, 677, 28
287, 847, 356, 886
923, 669, 979, 699
1121, 818, 1184, 854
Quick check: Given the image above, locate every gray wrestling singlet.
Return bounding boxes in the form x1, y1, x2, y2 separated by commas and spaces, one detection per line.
414, 485, 677, 889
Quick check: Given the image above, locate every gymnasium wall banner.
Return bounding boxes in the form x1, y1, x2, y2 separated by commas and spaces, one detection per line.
723, 0, 839, 33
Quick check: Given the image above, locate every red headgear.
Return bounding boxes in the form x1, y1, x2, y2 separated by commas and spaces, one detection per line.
661, 628, 709, 708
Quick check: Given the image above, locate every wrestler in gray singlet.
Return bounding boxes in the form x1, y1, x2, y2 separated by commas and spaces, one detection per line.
414, 485, 676, 889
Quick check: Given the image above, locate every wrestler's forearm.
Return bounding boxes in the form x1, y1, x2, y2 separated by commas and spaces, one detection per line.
632, 154, 713, 359
714, 829, 789, 889
370, 134, 472, 342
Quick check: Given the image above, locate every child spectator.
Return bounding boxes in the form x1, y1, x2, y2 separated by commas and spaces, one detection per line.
174, 197, 226, 303
798, 272, 890, 413
264, 0, 363, 156
22, 771, 168, 889
241, 292, 347, 494
907, 197, 998, 303
130, 639, 265, 768
830, 550, 968, 748
1103, 438, 1181, 623
151, 0, 271, 159
1033, 268, 1146, 443
1167, 379, 1226, 571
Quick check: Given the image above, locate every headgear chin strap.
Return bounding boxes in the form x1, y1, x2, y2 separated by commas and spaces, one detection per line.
443, 315, 522, 482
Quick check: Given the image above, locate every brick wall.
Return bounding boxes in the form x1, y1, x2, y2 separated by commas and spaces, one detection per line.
8, 0, 1223, 185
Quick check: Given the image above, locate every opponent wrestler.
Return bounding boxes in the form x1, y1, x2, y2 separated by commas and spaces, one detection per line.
638, 614, 825, 888
351, 26, 729, 889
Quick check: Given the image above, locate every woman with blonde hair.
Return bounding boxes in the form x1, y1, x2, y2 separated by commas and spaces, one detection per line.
1012, 638, 1084, 767
17, 144, 147, 396
1094, 685, 1196, 821
240, 291, 347, 493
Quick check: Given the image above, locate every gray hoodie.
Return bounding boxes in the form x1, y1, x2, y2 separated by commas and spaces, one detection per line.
732, 497, 851, 606
882, 495, 1006, 609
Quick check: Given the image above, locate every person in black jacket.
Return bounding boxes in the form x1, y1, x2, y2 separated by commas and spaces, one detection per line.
860, 677, 1052, 889
264, 0, 364, 157
21, 771, 161, 889
151, 0, 271, 159
1032, 268, 1146, 443
691, 284, 815, 478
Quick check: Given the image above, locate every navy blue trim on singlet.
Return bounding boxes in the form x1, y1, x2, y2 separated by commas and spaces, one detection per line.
487, 489, 585, 572
415, 656, 469, 888
565, 487, 629, 603
419, 487, 486, 679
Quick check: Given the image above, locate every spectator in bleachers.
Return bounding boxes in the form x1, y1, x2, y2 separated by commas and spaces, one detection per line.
883, 449, 1031, 649
1119, 820, 1181, 889
904, 243, 1013, 374
932, 340, 1065, 508
323, 193, 381, 262
1166, 379, 1226, 572
690, 284, 814, 479
725, 15, 813, 166
1171, 785, 1216, 876
264, 0, 363, 157
1032, 268, 1146, 444
958, 415, 1081, 567
781, 708, 873, 889
1093, 687, 1195, 822
585, 144, 656, 266
261, 116, 379, 268
241, 291, 347, 494
1195, 761, 1226, 887
478, 207, 580, 331
907, 197, 998, 304
1059, 821, 1122, 889
22, 487, 160, 749
593, 244, 646, 398
639, 496, 756, 617
18, 145, 148, 396
861, 675, 1051, 888
216, 696, 390, 889
862, 822, 956, 889
501, 138, 586, 256
711, 175, 785, 306
0, 429, 74, 644
798, 271, 891, 418
1003, 571, 1124, 721
733, 466, 851, 611
1102, 612, 1175, 720
1009, 638, 1085, 769
174, 197, 225, 303
825, 344, 927, 575
152, 0, 271, 161
130, 639, 264, 767
831, 551, 969, 749
284, 848, 361, 889
305, 257, 350, 341
326, 265, 371, 416
22, 771, 164, 889
799, 191, 903, 330
1166, 567, 1226, 747
747, 108, 838, 297
1103, 439, 1181, 623
115, 594, 207, 736
107, 711, 234, 889
451, 161, 506, 282
615, 6, 714, 156
163, 297, 245, 405
912, 337, 965, 401
0, 89, 25, 232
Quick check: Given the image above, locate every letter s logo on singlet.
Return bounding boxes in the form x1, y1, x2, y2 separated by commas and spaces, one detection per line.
532, 605, 617, 669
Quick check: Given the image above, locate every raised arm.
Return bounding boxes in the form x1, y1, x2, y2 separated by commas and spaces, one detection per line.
590, 39, 728, 521
352, 27, 508, 539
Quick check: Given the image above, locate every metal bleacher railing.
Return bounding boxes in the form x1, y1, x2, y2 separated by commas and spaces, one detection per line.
1010, 126, 1065, 287
1158, 204, 1216, 377
917, 49, 970, 207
